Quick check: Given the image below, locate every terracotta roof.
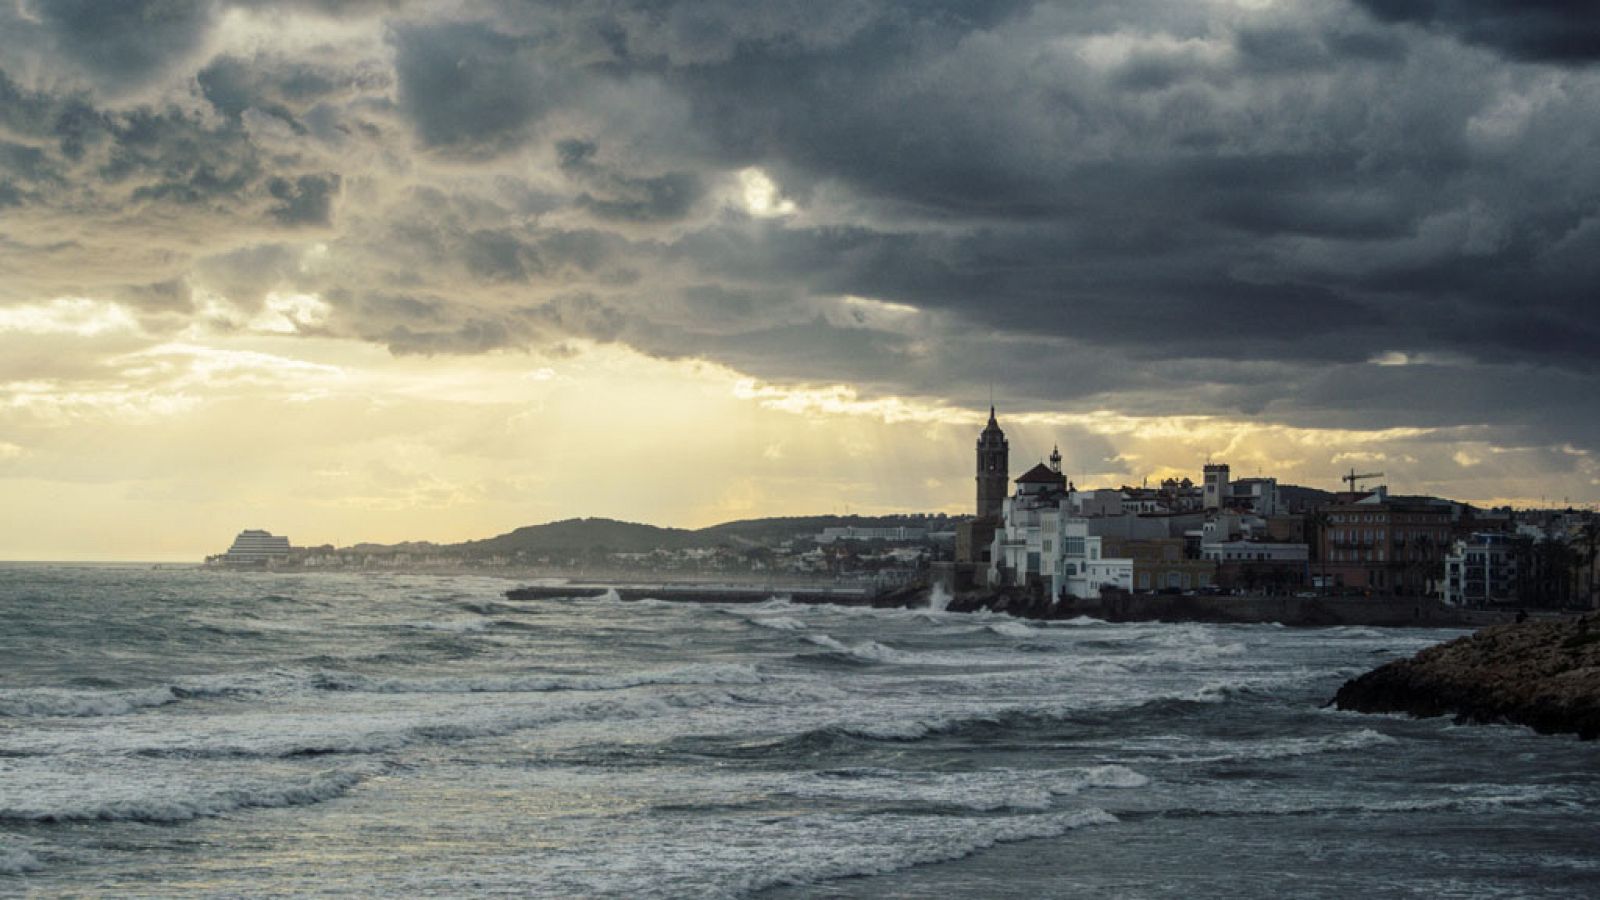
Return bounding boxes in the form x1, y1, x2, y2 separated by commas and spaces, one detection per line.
1015, 463, 1065, 484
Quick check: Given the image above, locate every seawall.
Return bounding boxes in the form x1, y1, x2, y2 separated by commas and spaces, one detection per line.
506, 582, 1528, 627
504, 583, 923, 607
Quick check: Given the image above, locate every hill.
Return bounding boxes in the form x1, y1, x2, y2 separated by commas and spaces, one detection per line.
453, 518, 700, 556
337, 513, 967, 559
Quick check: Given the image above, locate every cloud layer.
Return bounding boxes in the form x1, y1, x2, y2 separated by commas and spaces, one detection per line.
2, 0, 1598, 541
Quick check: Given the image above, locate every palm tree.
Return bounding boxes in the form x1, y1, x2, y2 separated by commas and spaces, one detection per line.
1306, 509, 1332, 593
1578, 516, 1600, 610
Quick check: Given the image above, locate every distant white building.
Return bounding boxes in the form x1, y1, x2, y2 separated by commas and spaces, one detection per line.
816, 526, 928, 544
1229, 477, 1280, 517
215, 530, 292, 565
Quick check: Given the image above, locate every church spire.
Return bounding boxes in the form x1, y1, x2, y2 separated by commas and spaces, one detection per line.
1049, 444, 1062, 474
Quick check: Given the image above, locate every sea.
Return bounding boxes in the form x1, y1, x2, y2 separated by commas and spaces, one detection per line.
2, 565, 1599, 898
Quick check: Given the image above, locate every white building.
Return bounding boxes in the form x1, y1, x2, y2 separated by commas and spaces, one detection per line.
1442, 533, 1519, 606
1203, 463, 1229, 511
1229, 477, 1280, 517
215, 529, 291, 565
988, 463, 1069, 588
816, 526, 928, 544
1051, 517, 1133, 598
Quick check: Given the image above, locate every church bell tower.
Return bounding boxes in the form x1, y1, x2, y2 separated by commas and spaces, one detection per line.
975, 406, 1009, 520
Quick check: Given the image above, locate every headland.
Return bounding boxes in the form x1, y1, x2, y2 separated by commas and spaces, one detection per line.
1334, 614, 1600, 739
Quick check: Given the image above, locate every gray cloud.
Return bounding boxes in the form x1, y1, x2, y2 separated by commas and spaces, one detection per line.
1353, 1, 1600, 63
2, 0, 1599, 485
32, 0, 218, 88
392, 21, 566, 157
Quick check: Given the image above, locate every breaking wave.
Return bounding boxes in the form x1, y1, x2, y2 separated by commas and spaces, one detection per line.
0, 844, 43, 876
310, 663, 766, 694
0, 768, 369, 824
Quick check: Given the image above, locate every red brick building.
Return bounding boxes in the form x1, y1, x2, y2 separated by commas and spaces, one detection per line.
1317, 496, 1453, 595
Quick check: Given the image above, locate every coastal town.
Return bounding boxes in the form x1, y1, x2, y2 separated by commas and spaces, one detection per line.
209, 406, 1600, 614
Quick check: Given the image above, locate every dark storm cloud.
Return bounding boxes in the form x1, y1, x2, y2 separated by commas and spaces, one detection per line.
1353, 1, 1600, 63
198, 54, 390, 126
557, 139, 705, 222
33, 0, 217, 87
3, 0, 1600, 478
267, 173, 340, 227
392, 21, 566, 157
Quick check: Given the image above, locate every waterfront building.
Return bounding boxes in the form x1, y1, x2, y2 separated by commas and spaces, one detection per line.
213, 529, 292, 566
1316, 492, 1453, 594
1052, 518, 1134, 598
989, 462, 1070, 589
1442, 533, 1519, 607
1106, 537, 1218, 593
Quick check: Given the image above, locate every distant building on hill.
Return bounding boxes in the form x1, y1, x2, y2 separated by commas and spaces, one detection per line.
209, 529, 293, 566
815, 526, 928, 544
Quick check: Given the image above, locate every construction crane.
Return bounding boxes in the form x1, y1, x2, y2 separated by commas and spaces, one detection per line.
1342, 469, 1384, 493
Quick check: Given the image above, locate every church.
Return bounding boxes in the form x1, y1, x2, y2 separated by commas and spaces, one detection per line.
956, 406, 1228, 601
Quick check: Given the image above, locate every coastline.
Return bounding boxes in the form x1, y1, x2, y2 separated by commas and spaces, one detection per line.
505, 581, 1536, 628
1334, 614, 1600, 739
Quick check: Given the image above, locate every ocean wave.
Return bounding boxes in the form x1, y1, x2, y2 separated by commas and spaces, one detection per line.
986, 621, 1037, 638
0, 687, 779, 759
785, 765, 1148, 812
0, 766, 368, 824
802, 634, 914, 664
0, 686, 181, 718
1129, 728, 1398, 765
535, 808, 1119, 898
0, 671, 302, 719
401, 618, 490, 633
310, 663, 766, 694
745, 615, 806, 631
0, 844, 43, 876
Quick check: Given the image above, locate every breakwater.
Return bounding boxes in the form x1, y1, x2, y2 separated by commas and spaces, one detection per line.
504, 583, 918, 607
506, 582, 1526, 627
967, 592, 1525, 628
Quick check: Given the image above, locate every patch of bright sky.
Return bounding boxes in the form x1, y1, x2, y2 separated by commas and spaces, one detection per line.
1, 295, 1596, 559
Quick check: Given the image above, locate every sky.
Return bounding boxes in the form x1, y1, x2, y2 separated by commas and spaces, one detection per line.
2, 0, 1598, 560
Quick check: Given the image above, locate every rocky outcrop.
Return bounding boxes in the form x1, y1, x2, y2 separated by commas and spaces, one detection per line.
1334, 615, 1600, 739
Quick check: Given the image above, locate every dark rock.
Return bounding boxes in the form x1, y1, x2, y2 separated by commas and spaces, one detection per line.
1333, 614, 1600, 740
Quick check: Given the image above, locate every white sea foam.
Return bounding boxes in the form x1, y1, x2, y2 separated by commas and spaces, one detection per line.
0, 759, 372, 824
402, 618, 489, 633
746, 615, 806, 631
783, 765, 1148, 812
803, 634, 915, 663
0, 670, 308, 719
1125, 728, 1398, 765
313, 663, 766, 694
0, 686, 771, 759
524, 808, 1119, 898
0, 844, 43, 876
0, 686, 181, 718
986, 621, 1036, 638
